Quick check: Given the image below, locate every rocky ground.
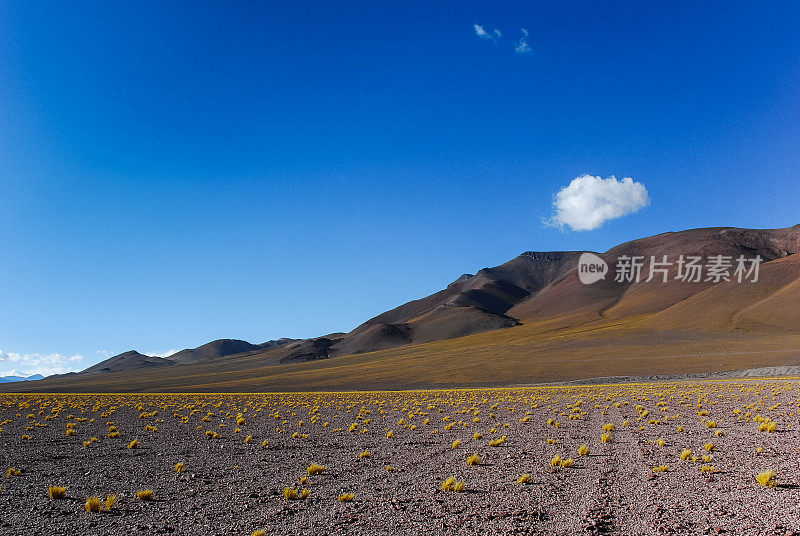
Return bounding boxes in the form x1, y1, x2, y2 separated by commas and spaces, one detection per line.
1, 379, 800, 535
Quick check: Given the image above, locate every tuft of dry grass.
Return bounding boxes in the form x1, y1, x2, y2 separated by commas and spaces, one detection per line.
307, 463, 326, 475
756, 469, 777, 487
359, 450, 371, 459
452, 439, 461, 449
175, 462, 185, 473
105, 495, 118, 510
577, 444, 590, 456
48, 485, 67, 499
252, 531, 266, 536
466, 453, 481, 466
136, 489, 153, 501
127, 439, 139, 449
6, 468, 21, 477
601, 432, 612, 443
441, 476, 456, 491
517, 473, 531, 484
84, 496, 101, 513
488, 435, 506, 447
338, 492, 355, 502
681, 449, 692, 461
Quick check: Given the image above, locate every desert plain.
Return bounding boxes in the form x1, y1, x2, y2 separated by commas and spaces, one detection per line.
2, 379, 800, 535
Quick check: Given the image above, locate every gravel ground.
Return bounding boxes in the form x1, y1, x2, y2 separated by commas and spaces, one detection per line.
1, 379, 800, 535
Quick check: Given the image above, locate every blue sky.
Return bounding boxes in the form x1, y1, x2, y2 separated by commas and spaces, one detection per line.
1, 1, 799, 376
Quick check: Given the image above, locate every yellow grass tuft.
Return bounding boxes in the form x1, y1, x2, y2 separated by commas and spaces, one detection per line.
136, 489, 153, 501
252, 531, 266, 536
577, 444, 590, 456
488, 435, 506, 447
652, 465, 669, 472
550, 454, 562, 467
452, 439, 461, 449
105, 495, 118, 510
441, 476, 456, 491
6, 468, 21, 477
602, 423, 615, 432
681, 449, 692, 460
453, 480, 465, 492
84, 496, 101, 513
704, 443, 715, 452
466, 453, 481, 466
473, 433, 482, 440
386, 430, 394, 438
359, 450, 371, 459
517, 473, 531, 484
560, 458, 574, 468
48, 485, 67, 499
386, 465, 397, 472
601, 432, 612, 443
338, 492, 355, 502
175, 462, 185, 473
756, 469, 777, 487
127, 439, 139, 449
307, 463, 326, 475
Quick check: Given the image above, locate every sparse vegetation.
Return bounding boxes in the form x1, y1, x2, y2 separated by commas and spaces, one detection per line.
84, 496, 101, 513
136, 489, 153, 501
307, 463, 326, 475
48, 485, 67, 499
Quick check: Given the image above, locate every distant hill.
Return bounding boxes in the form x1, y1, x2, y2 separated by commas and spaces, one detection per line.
168, 339, 262, 365
0, 374, 44, 383
4, 224, 799, 392
80, 338, 299, 375
81, 351, 173, 374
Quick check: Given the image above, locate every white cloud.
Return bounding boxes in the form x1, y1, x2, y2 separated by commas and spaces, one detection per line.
515, 28, 531, 54
547, 174, 651, 231
474, 24, 490, 39
145, 349, 180, 358
0, 350, 84, 378
474, 24, 501, 41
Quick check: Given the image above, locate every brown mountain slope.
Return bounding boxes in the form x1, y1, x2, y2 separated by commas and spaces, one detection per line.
509, 225, 800, 321
4, 224, 800, 392
81, 351, 173, 374
168, 339, 262, 365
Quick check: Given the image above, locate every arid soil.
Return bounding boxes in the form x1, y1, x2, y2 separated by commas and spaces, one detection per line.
2, 379, 800, 535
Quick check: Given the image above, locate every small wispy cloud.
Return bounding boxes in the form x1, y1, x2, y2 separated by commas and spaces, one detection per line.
0, 350, 84, 377
474, 25, 531, 55
474, 24, 494, 40
515, 28, 532, 55
546, 174, 651, 231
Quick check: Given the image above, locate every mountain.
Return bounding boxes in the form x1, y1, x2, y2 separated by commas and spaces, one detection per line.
3, 224, 799, 392
82, 338, 299, 374
167, 339, 262, 365
82, 351, 173, 374
0, 374, 45, 383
